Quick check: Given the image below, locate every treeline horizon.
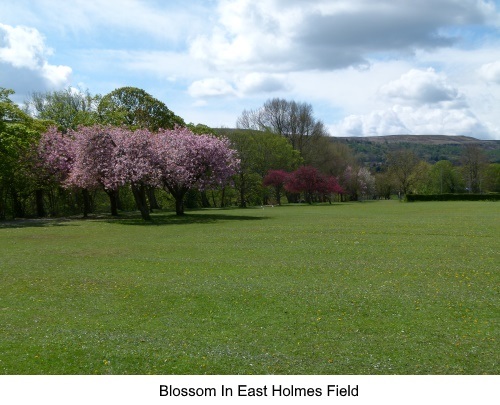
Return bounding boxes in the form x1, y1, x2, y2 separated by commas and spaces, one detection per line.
1, 86, 499, 220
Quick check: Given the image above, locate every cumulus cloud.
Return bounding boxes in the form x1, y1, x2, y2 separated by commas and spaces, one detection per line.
237, 73, 289, 94
188, 78, 236, 98
189, 0, 494, 73
0, 23, 71, 98
331, 68, 490, 138
379, 68, 463, 106
478, 61, 500, 84
333, 105, 489, 138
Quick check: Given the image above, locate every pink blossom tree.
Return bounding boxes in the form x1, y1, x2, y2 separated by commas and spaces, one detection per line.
38, 126, 75, 184
152, 127, 239, 215
263, 169, 289, 205
65, 125, 122, 216
113, 128, 156, 220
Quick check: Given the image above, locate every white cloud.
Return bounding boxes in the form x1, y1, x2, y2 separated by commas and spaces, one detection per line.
330, 67, 492, 138
188, 78, 236, 98
478, 61, 500, 84
189, 0, 495, 74
236, 73, 289, 94
379, 68, 462, 106
332, 100, 490, 138
0, 23, 71, 97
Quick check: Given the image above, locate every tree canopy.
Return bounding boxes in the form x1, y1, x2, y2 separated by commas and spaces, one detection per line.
98, 87, 185, 131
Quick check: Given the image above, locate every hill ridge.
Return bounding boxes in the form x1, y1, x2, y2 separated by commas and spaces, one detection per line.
332, 134, 498, 145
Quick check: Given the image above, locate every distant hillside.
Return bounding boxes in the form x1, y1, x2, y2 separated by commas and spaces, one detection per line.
332, 135, 500, 167
334, 135, 495, 145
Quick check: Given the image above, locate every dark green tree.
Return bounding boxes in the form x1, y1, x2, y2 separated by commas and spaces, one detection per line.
1, 88, 49, 219
98, 87, 185, 131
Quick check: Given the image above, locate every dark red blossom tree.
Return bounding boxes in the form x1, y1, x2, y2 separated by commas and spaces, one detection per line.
285, 165, 342, 204
263, 169, 289, 205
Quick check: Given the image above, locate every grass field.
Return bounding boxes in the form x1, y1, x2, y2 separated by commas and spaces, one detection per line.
1, 200, 498, 374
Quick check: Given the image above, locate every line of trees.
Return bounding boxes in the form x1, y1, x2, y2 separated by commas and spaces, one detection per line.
378, 147, 499, 198
1, 87, 498, 220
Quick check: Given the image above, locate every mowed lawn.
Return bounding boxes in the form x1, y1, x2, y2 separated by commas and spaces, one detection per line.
0, 200, 498, 375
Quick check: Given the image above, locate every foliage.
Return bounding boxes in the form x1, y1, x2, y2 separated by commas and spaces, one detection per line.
263, 169, 289, 205
237, 98, 328, 155
405, 193, 500, 201
38, 125, 239, 218
98, 87, 185, 131
483, 163, 500, 192
460, 144, 488, 193
223, 129, 302, 207
24, 87, 100, 132
342, 165, 376, 200
1, 88, 49, 219
337, 136, 500, 168
387, 149, 420, 196
285, 165, 342, 204
153, 127, 240, 215
427, 160, 463, 193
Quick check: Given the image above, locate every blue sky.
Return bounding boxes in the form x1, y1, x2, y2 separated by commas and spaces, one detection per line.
1, 0, 500, 139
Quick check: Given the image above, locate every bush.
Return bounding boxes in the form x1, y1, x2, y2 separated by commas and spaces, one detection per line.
405, 193, 500, 202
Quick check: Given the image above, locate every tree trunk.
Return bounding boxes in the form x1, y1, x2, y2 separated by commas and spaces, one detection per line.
175, 197, 184, 216
11, 188, 25, 218
220, 187, 226, 208
131, 184, 151, 220
239, 173, 246, 208
82, 188, 91, 218
116, 187, 123, 211
35, 189, 45, 217
147, 186, 161, 210
200, 190, 210, 208
106, 189, 119, 216
0, 187, 5, 220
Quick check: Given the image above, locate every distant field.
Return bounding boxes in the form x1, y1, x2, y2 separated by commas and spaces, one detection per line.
1, 200, 498, 374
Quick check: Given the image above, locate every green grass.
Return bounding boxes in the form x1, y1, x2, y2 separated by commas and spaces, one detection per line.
1, 201, 498, 374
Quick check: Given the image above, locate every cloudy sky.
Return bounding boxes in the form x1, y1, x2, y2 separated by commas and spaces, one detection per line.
1, 0, 500, 139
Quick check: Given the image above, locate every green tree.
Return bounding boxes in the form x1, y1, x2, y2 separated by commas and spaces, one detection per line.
483, 163, 500, 193
461, 144, 487, 193
387, 149, 420, 197
98, 87, 185, 131
236, 98, 328, 156
428, 160, 463, 194
305, 135, 357, 177
1, 88, 48, 219
24, 87, 100, 133
223, 129, 302, 207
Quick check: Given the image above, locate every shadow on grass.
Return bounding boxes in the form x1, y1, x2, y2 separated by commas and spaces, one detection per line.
103, 211, 270, 226
0, 218, 78, 229
0, 210, 270, 228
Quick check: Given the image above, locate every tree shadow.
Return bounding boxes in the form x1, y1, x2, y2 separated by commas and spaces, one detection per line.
0, 218, 78, 229
0, 211, 270, 229
103, 211, 270, 226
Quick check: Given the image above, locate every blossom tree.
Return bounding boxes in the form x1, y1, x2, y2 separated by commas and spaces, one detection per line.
342, 165, 375, 201
285, 165, 342, 204
113, 128, 156, 220
152, 127, 239, 215
263, 169, 289, 205
38, 126, 75, 184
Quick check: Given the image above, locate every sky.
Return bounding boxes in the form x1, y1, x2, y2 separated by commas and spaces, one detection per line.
1, 0, 500, 139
